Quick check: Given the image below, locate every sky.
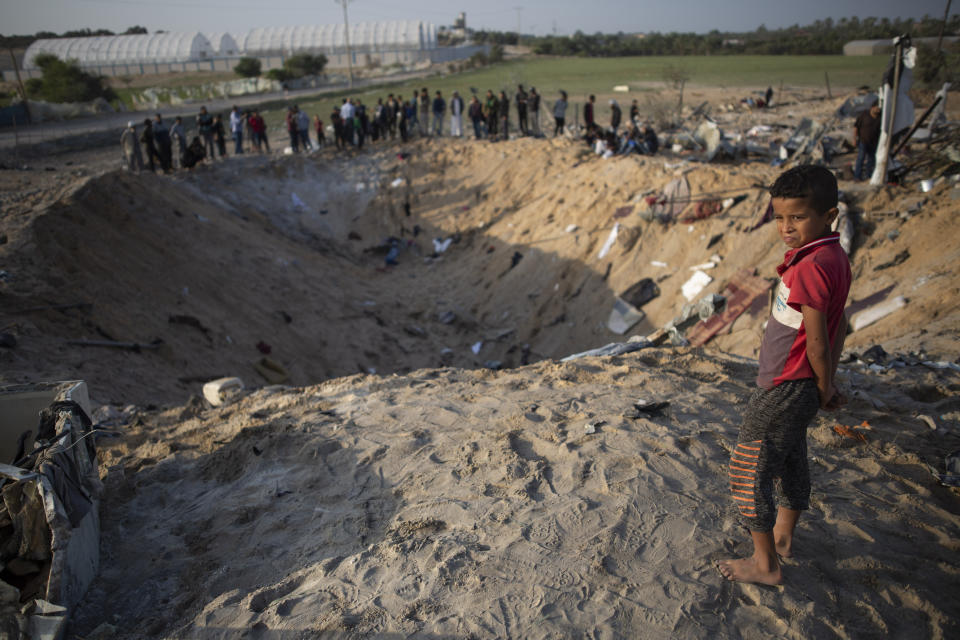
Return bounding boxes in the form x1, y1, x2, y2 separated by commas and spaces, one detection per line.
0, 0, 952, 37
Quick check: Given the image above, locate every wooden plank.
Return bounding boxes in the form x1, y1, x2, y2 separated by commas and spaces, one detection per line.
686, 268, 772, 347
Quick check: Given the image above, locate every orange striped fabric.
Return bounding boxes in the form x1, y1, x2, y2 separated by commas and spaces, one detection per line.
730, 440, 761, 517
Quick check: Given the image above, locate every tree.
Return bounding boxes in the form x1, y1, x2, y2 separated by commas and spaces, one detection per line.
283, 53, 327, 77
234, 57, 262, 78
124, 26, 148, 35
26, 54, 116, 103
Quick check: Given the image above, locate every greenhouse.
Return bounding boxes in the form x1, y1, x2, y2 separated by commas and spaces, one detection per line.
203, 32, 241, 57
23, 32, 215, 70
240, 21, 437, 57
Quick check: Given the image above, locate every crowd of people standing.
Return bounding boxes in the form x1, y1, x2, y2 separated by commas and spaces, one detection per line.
121, 86, 659, 174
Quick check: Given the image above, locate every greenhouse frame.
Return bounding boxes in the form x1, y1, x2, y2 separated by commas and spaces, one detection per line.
7, 20, 483, 81
240, 21, 437, 57
23, 32, 215, 69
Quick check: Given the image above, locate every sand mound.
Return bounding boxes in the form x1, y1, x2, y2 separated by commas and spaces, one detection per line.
68, 348, 960, 638
2, 138, 957, 406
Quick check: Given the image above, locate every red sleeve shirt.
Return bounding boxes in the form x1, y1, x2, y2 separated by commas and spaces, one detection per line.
756, 233, 851, 389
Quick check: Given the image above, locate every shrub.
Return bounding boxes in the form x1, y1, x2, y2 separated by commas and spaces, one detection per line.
489, 44, 505, 63
26, 54, 116, 103
266, 68, 292, 82
234, 57, 262, 78
467, 51, 488, 68
284, 53, 328, 78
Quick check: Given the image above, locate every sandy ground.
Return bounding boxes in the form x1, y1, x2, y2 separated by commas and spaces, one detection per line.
1, 85, 959, 638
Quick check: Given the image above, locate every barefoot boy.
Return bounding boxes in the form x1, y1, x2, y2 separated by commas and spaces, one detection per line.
718, 165, 851, 585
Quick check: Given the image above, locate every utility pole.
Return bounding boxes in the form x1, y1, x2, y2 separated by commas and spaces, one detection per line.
937, 0, 953, 52
336, 0, 354, 89
873, 37, 904, 186
8, 48, 31, 124
514, 6, 523, 46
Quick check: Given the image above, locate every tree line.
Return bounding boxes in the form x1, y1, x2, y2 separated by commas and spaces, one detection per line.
470, 15, 959, 56
1, 26, 149, 49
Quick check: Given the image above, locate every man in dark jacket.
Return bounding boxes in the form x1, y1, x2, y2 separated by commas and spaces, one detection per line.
196, 106, 214, 159
853, 102, 882, 181
609, 100, 622, 134
528, 87, 541, 136
140, 118, 159, 172
468, 95, 484, 140
498, 91, 510, 140
153, 114, 172, 172
515, 84, 528, 135
484, 90, 498, 139
432, 90, 446, 136
584, 95, 596, 128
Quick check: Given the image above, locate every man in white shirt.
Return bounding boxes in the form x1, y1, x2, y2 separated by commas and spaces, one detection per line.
229, 106, 244, 154
340, 98, 356, 146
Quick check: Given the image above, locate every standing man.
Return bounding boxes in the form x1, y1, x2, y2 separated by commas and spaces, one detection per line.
409, 91, 419, 135
484, 90, 499, 140
553, 90, 568, 137
468, 95, 484, 140
498, 90, 510, 141
340, 98, 356, 146
584, 94, 596, 129
169, 116, 186, 169
449, 91, 464, 137
212, 114, 227, 158
853, 101, 882, 182
286, 106, 300, 152
296, 105, 312, 151
432, 90, 446, 137
355, 99, 367, 149
229, 105, 244, 155
120, 121, 143, 173
153, 114, 172, 172
527, 87, 541, 136
331, 106, 344, 151
419, 88, 430, 136
196, 106, 214, 160
609, 99, 622, 134
515, 84, 528, 136
140, 118, 159, 173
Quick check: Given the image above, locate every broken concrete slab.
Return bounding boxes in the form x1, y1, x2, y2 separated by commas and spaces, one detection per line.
850, 296, 907, 332
202, 377, 244, 407
681, 270, 713, 301
607, 298, 646, 335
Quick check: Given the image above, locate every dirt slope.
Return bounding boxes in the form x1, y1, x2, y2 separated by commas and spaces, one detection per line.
2, 136, 957, 406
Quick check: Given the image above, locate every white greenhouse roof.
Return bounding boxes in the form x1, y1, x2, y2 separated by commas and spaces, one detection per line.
203, 32, 241, 57
23, 32, 214, 69
241, 21, 437, 56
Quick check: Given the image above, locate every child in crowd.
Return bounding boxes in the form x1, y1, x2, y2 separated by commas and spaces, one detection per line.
717, 165, 851, 585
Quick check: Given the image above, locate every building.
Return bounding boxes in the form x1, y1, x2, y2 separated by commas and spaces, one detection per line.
6, 20, 485, 82
23, 32, 215, 71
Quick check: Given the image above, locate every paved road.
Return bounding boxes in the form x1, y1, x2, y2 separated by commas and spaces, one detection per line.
0, 69, 435, 151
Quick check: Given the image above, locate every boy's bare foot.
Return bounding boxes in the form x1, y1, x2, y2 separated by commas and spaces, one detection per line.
716, 557, 783, 586
774, 536, 792, 558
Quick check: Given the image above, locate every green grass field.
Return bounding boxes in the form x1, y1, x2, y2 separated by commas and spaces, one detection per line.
143, 54, 883, 134
254, 55, 887, 131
